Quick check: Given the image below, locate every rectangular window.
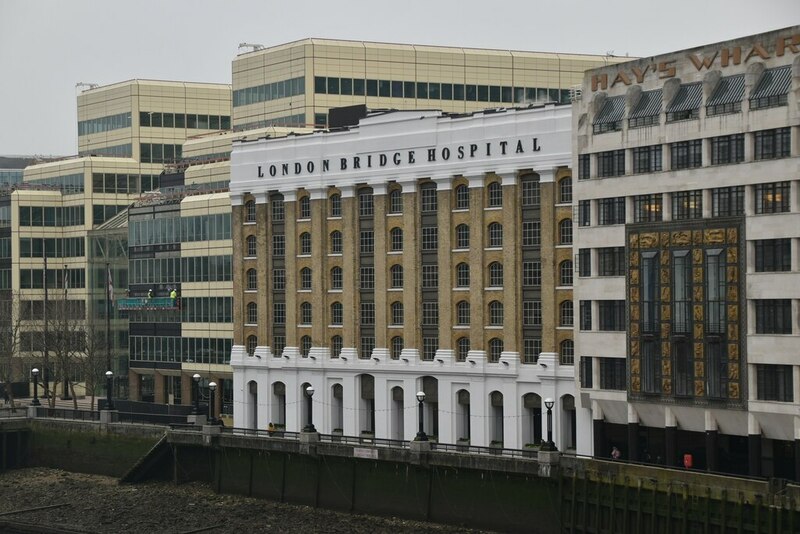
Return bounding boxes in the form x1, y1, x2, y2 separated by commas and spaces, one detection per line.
632, 145, 662, 174
711, 134, 745, 165
641, 251, 659, 333
580, 357, 594, 388
421, 187, 438, 212
521, 179, 540, 206
422, 337, 438, 361
672, 190, 703, 220
580, 300, 592, 330
754, 128, 791, 160
578, 249, 591, 277
597, 247, 625, 276
523, 338, 541, 364
578, 154, 590, 180
359, 192, 374, 216
598, 301, 625, 331
361, 336, 375, 359
522, 300, 542, 326
360, 230, 374, 254
360, 267, 374, 290
272, 235, 285, 257
522, 221, 541, 247
353, 79, 365, 96
634, 194, 662, 222
272, 200, 284, 221
599, 358, 626, 390
755, 299, 792, 334
361, 302, 375, 325
598, 197, 625, 225
597, 150, 625, 178
755, 239, 791, 272
756, 364, 793, 402
712, 186, 745, 217
421, 264, 438, 289
273, 269, 285, 290
421, 227, 438, 251
578, 200, 591, 227
755, 182, 790, 214
522, 261, 541, 286
422, 302, 438, 326
671, 140, 703, 169
672, 250, 692, 334
273, 303, 285, 325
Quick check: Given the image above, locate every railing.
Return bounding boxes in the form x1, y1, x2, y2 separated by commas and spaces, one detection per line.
432, 441, 532, 459
35, 407, 100, 421
222, 427, 299, 440
116, 411, 190, 425
116, 297, 179, 311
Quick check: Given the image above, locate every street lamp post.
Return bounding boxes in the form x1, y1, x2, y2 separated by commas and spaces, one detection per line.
105, 371, 114, 410
415, 391, 428, 441
303, 385, 316, 432
541, 397, 557, 451
31, 368, 41, 407
208, 381, 217, 424
192, 373, 201, 415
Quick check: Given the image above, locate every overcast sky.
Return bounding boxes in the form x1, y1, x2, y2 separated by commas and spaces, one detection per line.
1, 0, 797, 156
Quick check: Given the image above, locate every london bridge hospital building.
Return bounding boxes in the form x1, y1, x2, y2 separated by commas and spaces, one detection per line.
229, 104, 583, 449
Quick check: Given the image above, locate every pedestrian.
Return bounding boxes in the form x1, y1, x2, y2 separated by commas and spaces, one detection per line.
2, 389, 9, 407
170, 287, 177, 307
147, 288, 153, 300
611, 446, 621, 460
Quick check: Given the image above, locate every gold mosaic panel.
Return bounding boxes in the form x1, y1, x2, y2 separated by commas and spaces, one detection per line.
704, 229, 725, 244
728, 343, 739, 360
693, 249, 703, 265
631, 376, 641, 392
727, 305, 738, 322
660, 268, 670, 285
629, 234, 639, 249
630, 251, 639, 267
693, 267, 703, 284
630, 322, 640, 338
661, 323, 671, 339
640, 232, 659, 248
630, 286, 640, 303
661, 305, 671, 321
694, 380, 705, 396
694, 361, 704, 378
630, 306, 640, 321
662, 359, 672, 376
693, 286, 703, 302
661, 341, 671, 357
661, 253, 670, 266
727, 285, 738, 302
729, 363, 739, 381
729, 382, 739, 399
693, 305, 704, 322
727, 228, 738, 244
630, 269, 639, 285
660, 286, 671, 302
693, 230, 703, 245
660, 232, 670, 246
727, 248, 737, 263
694, 322, 704, 340
672, 231, 691, 246
662, 379, 672, 394
727, 266, 738, 283
728, 323, 738, 341
630, 356, 640, 374
694, 343, 704, 359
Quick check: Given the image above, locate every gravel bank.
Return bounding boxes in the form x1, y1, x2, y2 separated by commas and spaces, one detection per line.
0, 468, 498, 533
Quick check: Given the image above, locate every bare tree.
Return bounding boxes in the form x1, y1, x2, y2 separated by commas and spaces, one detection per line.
81, 320, 107, 410
46, 292, 86, 410
0, 291, 23, 413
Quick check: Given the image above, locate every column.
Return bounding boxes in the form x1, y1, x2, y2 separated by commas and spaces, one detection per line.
254, 192, 270, 352
665, 407, 678, 467
466, 174, 485, 356
794, 415, 800, 482
340, 185, 358, 358
705, 410, 718, 472
127, 371, 141, 401
400, 180, 420, 359
372, 183, 388, 355
592, 401, 605, 458
309, 188, 327, 352
230, 193, 245, 346
434, 176, 453, 353
748, 413, 762, 477
627, 404, 640, 462
499, 172, 519, 354
153, 372, 165, 404
181, 373, 193, 406
538, 168, 557, 355
283, 190, 298, 356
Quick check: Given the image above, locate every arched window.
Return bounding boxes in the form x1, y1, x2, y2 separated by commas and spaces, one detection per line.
489, 301, 504, 325
455, 184, 470, 210
488, 222, 503, 247
246, 235, 257, 257
330, 302, 343, 325
560, 301, 574, 327
489, 338, 504, 362
330, 267, 343, 290
391, 301, 404, 325
559, 219, 573, 245
329, 193, 342, 217
456, 301, 470, 325
299, 232, 311, 255
300, 335, 312, 357
246, 335, 257, 356
245, 200, 256, 222
489, 262, 504, 287
329, 230, 342, 254
390, 264, 403, 288
487, 182, 503, 207
560, 339, 574, 365
390, 227, 403, 251
299, 195, 311, 219
456, 262, 470, 287
455, 224, 470, 249
246, 268, 257, 290
388, 188, 403, 214
246, 302, 258, 324
300, 302, 312, 324
300, 267, 312, 290
391, 336, 404, 360
456, 337, 470, 361
331, 335, 343, 358
560, 260, 573, 286
559, 176, 573, 204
